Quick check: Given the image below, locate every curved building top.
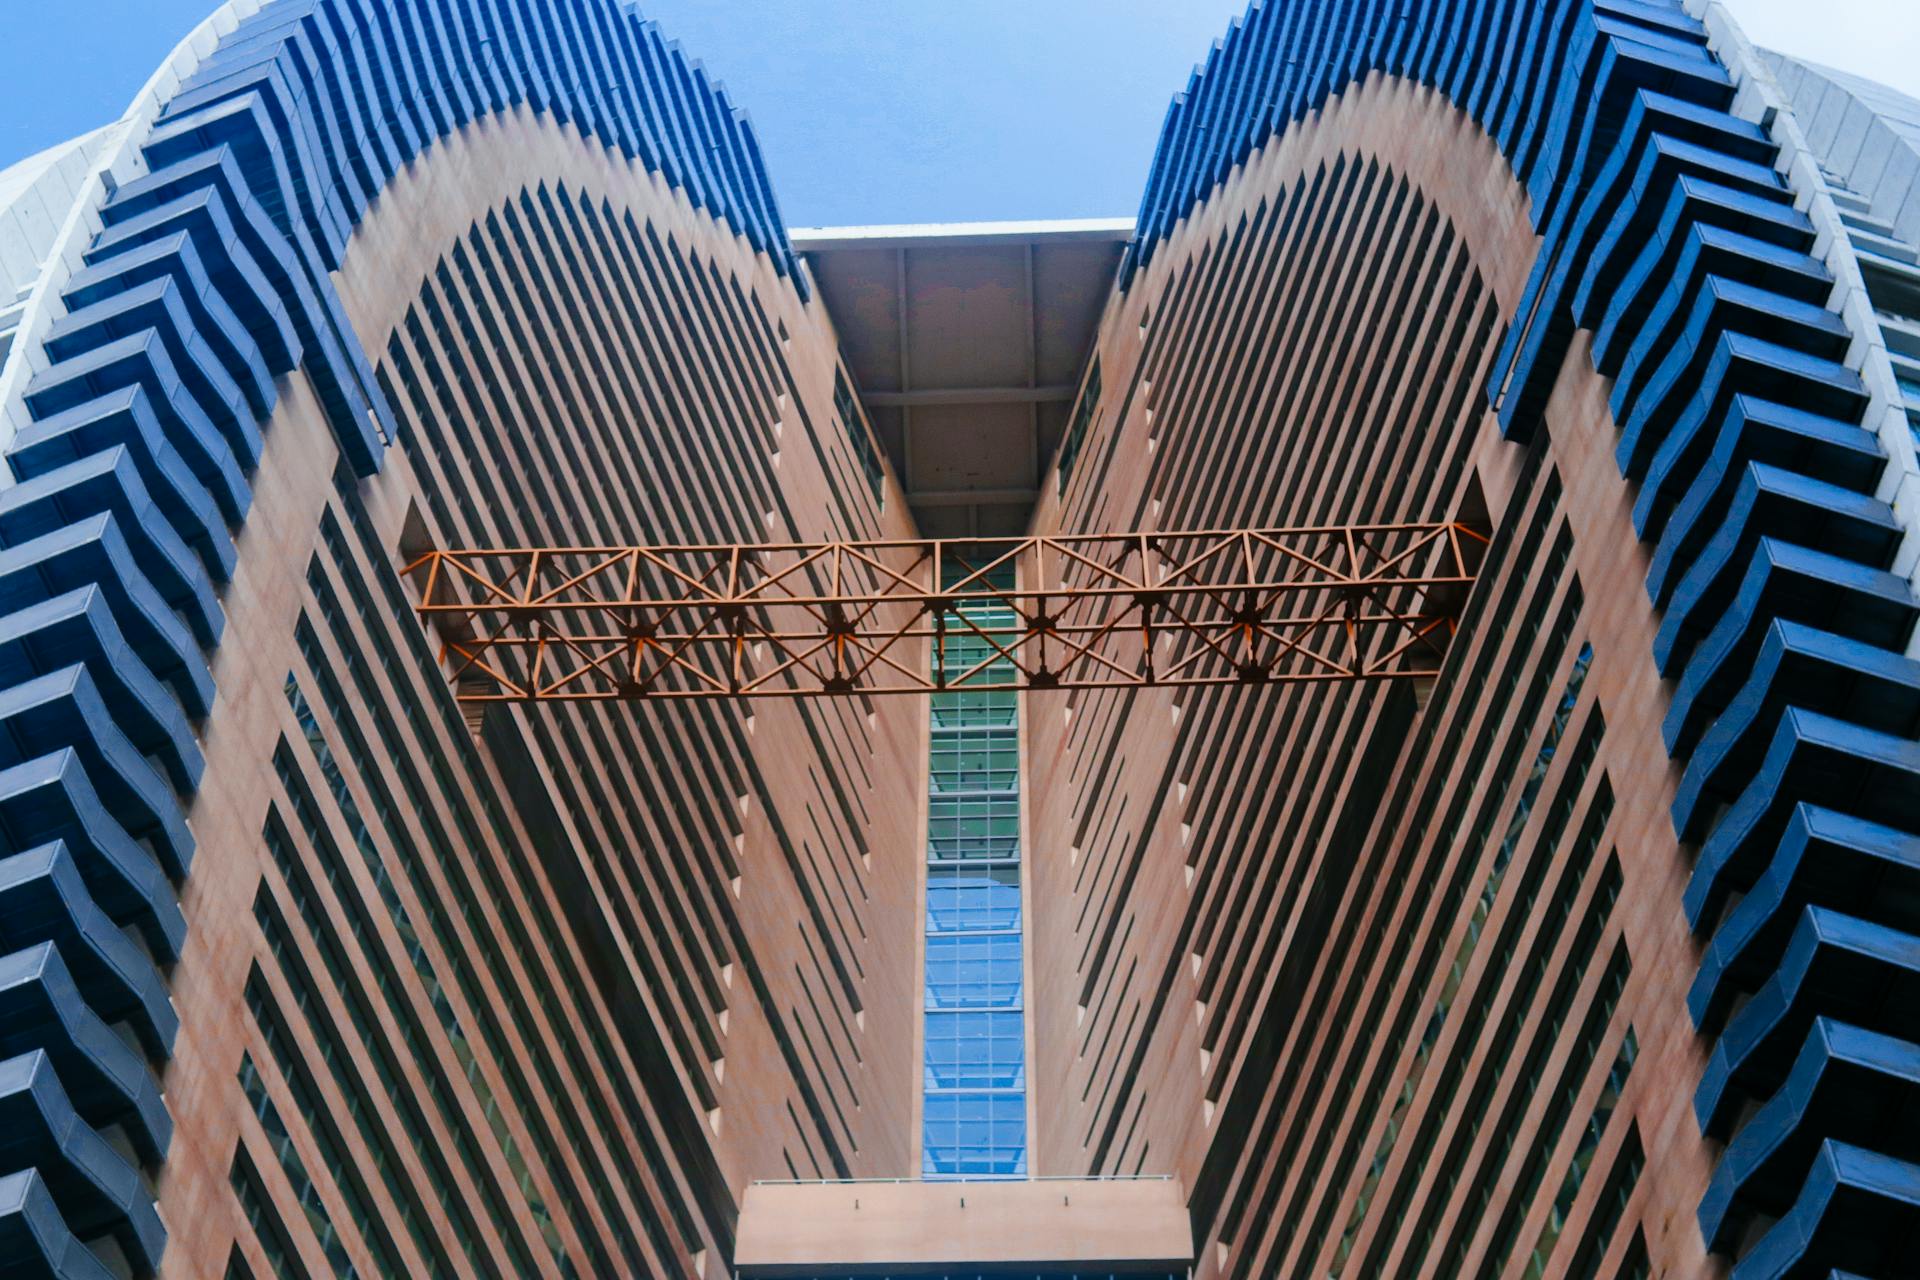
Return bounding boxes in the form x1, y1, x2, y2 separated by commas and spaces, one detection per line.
0, 0, 811, 473
1764, 52, 1920, 245
3, 2, 1920, 1278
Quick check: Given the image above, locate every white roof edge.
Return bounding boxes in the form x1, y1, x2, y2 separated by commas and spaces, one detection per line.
1760, 48, 1920, 112
0, 125, 120, 205
791, 217, 1135, 251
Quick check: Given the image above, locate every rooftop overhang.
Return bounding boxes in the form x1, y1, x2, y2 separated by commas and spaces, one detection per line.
733, 1177, 1193, 1276
793, 219, 1133, 539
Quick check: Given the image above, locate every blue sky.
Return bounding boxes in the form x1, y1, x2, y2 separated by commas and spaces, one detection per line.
2, 1, 1914, 228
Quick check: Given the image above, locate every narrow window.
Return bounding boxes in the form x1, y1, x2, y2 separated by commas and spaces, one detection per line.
834, 370, 886, 501
1057, 357, 1103, 494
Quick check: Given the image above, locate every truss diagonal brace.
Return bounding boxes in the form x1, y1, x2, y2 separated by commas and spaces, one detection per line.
405, 522, 1486, 702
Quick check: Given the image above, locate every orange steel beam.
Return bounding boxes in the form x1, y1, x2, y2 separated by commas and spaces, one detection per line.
403, 522, 1488, 702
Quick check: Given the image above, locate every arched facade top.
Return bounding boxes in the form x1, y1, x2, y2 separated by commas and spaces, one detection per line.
1125, 0, 1752, 441
1104, 4, 1920, 1276
16, 0, 812, 487
157, 0, 804, 290
2, 4, 1918, 1276
1132, 0, 1724, 268
0, 6, 831, 1273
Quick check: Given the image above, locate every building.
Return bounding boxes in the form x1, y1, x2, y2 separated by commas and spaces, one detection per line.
0, 0, 1915, 1276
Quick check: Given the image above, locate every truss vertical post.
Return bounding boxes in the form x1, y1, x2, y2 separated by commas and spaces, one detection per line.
405, 522, 1481, 701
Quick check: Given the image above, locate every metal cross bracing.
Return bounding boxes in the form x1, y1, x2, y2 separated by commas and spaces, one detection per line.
404, 521, 1488, 703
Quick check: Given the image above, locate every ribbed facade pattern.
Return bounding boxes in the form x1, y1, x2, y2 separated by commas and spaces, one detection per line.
1036, 0, 1920, 1276
2, 0, 1918, 1275
1131, 1, 1694, 292
1029, 101, 1657, 1278
0, 1, 905, 1276
360, 170, 913, 1271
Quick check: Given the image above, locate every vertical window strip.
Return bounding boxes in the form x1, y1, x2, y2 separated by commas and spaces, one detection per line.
1278, 533, 1577, 1279
1604, 1229, 1652, 1280
245, 968, 419, 1280
1382, 785, 1613, 1276
258, 817, 483, 1276
1290, 579, 1574, 1274
1395, 791, 1617, 1278
230, 1148, 306, 1280
1389, 496, 1567, 896
271, 730, 541, 1278
283, 668, 572, 1276
1435, 861, 1625, 1279
1481, 945, 1635, 1277
834, 370, 885, 501
1331, 642, 1595, 1274
1569, 1140, 1647, 1280
297, 584, 622, 1275
924, 564, 1027, 1177
331, 471, 701, 1264
237, 1052, 359, 1279
1057, 356, 1103, 494
1218, 470, 1561, 1265
309, 536, 651, 1275
1523, 1037, 1640, 1280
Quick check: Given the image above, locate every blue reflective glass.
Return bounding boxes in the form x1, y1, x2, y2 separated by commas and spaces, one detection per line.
926, 865, 1021, 933
925, 933, 1023, 1009
925, 1011, 1025, 1090
922, 1092, 1027, 1178
924, 568, 1027, 1177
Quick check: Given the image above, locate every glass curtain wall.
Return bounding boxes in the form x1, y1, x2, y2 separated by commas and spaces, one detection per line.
922, 561, 1027, 1178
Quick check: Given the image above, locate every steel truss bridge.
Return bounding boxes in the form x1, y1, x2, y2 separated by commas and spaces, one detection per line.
405, 522, 1487, 702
